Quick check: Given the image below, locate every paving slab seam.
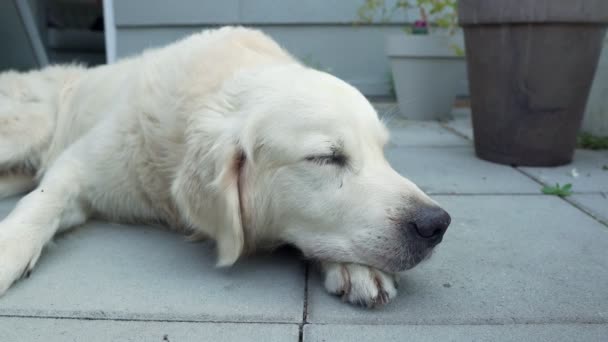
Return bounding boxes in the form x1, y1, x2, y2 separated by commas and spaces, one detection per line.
515, 168, 608, 229
0, 314, 298, 325
437, 122, 608, 229
303, 317, 608, 326
303, 322, 608, 327
560, 197, 608, 227
426, 192, 604, 196
439, 121, 472, 141
298, 263, 310, 342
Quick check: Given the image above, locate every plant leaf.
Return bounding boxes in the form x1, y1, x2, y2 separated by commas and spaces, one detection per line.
541, 183, 572, 197
541, 186, 556, 195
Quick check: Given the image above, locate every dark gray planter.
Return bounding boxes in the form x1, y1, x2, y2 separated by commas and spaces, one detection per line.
459, 0, 608, 166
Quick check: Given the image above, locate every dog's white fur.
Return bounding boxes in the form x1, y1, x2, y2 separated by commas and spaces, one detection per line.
0, 27, 440, 307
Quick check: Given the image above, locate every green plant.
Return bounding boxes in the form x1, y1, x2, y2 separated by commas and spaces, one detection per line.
577, 132, 608, 150
358, 0, 411, 24
541, 183, 573, 197
358, 0, 459, 35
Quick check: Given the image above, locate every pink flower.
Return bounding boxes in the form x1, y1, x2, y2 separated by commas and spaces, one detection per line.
414, 20, 428, 28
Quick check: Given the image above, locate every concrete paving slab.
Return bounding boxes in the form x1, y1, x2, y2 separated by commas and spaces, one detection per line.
0, 317, 299, 342
570, 193, 608, 225
386, 118, 469, 147
519, 150, 608, 192
386, 147, 541, 194
307, 195, 608, 324
443, 116, 473, 140
0, 198, 305, 322
304, 323, 608, 342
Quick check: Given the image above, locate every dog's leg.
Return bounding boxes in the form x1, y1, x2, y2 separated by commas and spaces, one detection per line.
320, 261, 399, 308
0, 156, 88, 295
0, 174, 35, 199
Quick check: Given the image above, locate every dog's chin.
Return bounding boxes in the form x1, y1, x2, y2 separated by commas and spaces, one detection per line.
299, 241, 437, 274
374, 247, 436, 273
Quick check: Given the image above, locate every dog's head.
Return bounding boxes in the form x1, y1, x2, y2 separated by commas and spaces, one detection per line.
174, 64, 450, 273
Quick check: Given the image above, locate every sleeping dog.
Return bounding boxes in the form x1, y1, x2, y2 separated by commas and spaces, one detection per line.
0, 27, 450, 307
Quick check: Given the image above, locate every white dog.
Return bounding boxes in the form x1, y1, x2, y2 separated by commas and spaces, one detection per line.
0, 27, 450, 307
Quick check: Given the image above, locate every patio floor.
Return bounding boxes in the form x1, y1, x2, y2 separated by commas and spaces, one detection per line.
1, 109, 607, 341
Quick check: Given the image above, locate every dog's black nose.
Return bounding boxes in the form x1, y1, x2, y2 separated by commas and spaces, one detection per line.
409, 206, 451, 240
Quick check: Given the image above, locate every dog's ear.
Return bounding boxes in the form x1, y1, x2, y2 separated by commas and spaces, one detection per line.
209, 144, 246, 266
172, 129, 246, 267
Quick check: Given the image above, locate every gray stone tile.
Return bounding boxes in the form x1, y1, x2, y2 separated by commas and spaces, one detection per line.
386, 147, 541, 194
443, 116, 473, 140
519, 150, 608, 192
386, 118, 470, 147
0, 317, 299, 342
304, 324, 608, 342
0, 198, 305, 322
307, 196, 608, 324
570, 193, 608, 225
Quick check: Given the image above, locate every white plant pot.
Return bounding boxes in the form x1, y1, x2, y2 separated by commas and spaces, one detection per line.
582, 36, 608, 136
386, 34, 466, 120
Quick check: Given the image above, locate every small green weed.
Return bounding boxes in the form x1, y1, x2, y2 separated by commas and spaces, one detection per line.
541, 183, 573, 197
577, 132, 608, 150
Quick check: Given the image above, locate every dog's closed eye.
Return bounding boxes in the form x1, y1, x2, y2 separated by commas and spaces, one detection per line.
305, 152, 347, 167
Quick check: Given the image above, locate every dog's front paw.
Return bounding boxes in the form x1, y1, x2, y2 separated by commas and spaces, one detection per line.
0, 226, 43, 296
321, 262, 398, 308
